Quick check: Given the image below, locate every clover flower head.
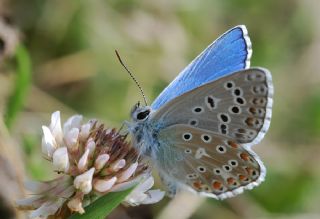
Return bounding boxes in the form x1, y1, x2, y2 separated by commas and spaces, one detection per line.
17, 111, 164, 218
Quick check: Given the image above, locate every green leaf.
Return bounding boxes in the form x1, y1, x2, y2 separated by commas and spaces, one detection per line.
68, 188, 134, 219
5, 44, 32, 129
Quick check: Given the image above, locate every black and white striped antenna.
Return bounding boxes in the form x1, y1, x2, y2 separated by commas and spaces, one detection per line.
115, 50, 148, 106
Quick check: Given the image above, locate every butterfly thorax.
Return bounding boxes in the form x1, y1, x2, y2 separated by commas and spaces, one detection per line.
127, 104, 160, 157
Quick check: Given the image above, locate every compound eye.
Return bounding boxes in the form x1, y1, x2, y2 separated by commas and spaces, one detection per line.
136, 110, 150, 121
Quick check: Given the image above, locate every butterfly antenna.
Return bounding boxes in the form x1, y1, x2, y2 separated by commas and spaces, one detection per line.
115, 50, 148, 106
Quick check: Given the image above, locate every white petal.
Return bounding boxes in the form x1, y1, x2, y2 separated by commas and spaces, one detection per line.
49, 111, 63, 145
135, 176, 154, 193
29, 199, 64, 218
16, 195, 43, 209
123, 176, 155, 206
74, 168, 95, 194
79, 123, 91, 141
67, 197, 85, 214
41, 126, 57, 158
65, 128, 79, 151
25, 175, 72, 193
117, 162, 138, 182
109, 177, 141, 192
77, 149, 90, 171
86, 138, 96, 155
141, 190, 165, 204
24, 181, 49, 193
125, 193, 148, 206
60, 185, 76, 199
111, 159, 126, 171
53, 147, 69, 172
124, 176, 164, 206
93, 177, 117, 192
63, 115, 83, 135
94, 154, 109, 170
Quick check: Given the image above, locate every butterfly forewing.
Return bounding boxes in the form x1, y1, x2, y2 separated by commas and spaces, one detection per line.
152, 25, 252, 110
151, 68, 273, 146
156, 124, 265, 199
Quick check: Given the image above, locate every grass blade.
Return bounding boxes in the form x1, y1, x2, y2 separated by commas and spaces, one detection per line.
5, 44, 32, 129
68, 188, 134, 219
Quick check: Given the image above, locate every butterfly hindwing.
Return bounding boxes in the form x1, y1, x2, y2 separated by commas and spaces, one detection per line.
156, 124, 265, 199
152, 25, 252, 110
151, 68, 273, 147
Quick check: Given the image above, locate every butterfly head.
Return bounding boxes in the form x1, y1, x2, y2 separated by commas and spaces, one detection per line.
130, 102, 152, 123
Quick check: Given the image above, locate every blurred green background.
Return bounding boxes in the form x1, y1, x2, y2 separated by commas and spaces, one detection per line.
2, 0, 320, 218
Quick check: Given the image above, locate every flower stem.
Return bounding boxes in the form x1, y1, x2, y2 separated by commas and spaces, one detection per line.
5, 44, 32, 129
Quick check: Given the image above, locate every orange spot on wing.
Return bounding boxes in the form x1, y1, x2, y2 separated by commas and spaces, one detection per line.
238, 175, 248, 182
240, 152, 250, 161
227, 141, 238, 148
193, 181, 202, 189
212, 181, 222, 190
227, 177, 236, 185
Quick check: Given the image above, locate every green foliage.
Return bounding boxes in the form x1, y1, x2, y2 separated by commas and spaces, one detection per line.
22, 135, 52, 180
68, 188, 134, 219
280, 91, 320, 144
5, 44, 32, 129
251, 171, 314, 213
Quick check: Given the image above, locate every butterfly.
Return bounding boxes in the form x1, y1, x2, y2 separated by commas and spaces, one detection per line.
126, 25, 273, 200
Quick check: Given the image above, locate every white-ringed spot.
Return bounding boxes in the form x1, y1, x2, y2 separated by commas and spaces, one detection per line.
218, 113, 231, 123
216, 145, 226, 154
189, 119, 199, 126
213, 168, 222, 175
182, 133, 192, 141
201, 134, 212, 143
232, 87, 243, 97
223, 165, 232, 172
192, 106, 204, 114
205, 96, 220, 110
219, 124, 228, 135
186, 173, 198, 179
228, 160, 238, 167
224, 81, 235, 90
197, 166, 206, 173
234, 97, 246, 105
251, 169, 258, 178
184, 148, 192, 154
229, 105, 241, 114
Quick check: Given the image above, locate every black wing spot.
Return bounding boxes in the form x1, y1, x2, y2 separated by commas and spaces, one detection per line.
231, 106, 240, 114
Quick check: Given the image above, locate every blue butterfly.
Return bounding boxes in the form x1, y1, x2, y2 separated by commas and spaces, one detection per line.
127, 25, 273, 199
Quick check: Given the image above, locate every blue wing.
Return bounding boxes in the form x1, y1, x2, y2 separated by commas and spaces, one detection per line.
151, 25, 252, 110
